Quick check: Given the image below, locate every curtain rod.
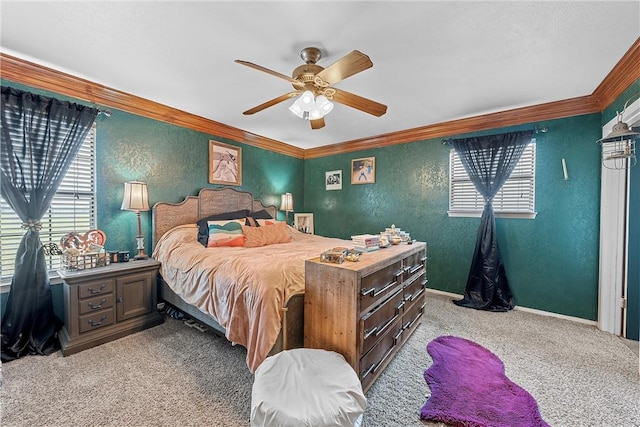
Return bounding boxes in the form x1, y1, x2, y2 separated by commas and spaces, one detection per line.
442, 126, 549, 145
97, 109, 111, 117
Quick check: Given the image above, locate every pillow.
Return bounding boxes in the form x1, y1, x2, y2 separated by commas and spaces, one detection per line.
207, 219, 246, 247
242, 222, 291, 248
257, 219, 280, 227
196, 209, 250, 246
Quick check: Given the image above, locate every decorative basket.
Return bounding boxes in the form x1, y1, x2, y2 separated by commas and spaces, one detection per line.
58, 229, 109, 271
61, 252, 110, 271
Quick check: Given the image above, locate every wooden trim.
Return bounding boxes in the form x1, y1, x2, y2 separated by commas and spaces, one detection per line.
0, 53, 304, 159
592, 37, 640, 109
3, 36, 639, 160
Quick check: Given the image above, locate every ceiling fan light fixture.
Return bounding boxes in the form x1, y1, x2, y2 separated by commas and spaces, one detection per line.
315, 95, 334, 116
299, 90, 315, 111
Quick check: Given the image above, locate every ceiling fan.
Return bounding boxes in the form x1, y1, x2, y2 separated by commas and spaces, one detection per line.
235, 47, 387, 130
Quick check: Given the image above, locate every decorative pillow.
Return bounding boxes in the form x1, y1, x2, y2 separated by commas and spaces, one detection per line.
196, 209, 250, 246
256, 219, 280, 227
242, 222, 291, 248
207, 219, 246, 247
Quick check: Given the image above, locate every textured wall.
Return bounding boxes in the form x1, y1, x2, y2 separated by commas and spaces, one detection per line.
304, 115, 603, 320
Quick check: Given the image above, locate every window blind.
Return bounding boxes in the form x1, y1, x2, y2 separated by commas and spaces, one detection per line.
449, 142, 536, 215
0, 125, 96, 281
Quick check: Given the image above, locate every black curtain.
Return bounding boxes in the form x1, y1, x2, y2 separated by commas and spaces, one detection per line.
1, 86, 98, 361
449, 130, 534, 312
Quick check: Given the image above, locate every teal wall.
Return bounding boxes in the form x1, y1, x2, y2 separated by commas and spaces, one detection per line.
304, 115, 603, 320
0, 80, 304, 320
0, 78, 634, 328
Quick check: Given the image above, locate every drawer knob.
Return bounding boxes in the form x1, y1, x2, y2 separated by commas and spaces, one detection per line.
87, 298, 106, 310
88, 315, 107, 327
87, 284, 106, 295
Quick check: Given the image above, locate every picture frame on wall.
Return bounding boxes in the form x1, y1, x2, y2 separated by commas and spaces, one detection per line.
209, 140, 242, 186
325, 170, 342, 190
351, 157, 375, 184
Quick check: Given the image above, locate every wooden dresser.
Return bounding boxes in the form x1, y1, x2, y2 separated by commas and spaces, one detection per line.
58, 259, 164, 356
304, 242, 427, 392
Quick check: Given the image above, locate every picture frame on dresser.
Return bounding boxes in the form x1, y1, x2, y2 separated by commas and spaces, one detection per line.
209, 140, 242, 186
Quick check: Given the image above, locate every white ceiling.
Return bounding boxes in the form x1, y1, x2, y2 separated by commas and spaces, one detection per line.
1, 1, 639, 150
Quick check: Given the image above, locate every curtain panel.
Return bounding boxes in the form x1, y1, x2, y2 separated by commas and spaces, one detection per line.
1, 86, 98, 361
448, 130, 534, 312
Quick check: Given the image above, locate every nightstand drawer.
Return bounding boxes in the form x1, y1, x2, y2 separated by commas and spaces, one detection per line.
78, 294, 115, 315
78, 279, 115, 299
79, 309, 115, 333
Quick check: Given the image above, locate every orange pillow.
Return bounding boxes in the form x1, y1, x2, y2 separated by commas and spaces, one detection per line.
242, 222, 291, 248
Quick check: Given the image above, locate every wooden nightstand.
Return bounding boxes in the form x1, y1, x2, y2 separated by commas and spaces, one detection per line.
58, 258, 164, 356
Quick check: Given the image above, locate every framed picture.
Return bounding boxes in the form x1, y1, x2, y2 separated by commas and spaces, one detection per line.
351, 157, 375, 184
325, 170, 342, 191
294, 213, 314, 235
209, 140, 242, 186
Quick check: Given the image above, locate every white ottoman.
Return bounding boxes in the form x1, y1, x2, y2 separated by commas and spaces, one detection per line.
251, 348, 367, 427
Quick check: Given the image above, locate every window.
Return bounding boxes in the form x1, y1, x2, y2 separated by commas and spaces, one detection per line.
0, 124, 96, 282
448, 141, 536, 219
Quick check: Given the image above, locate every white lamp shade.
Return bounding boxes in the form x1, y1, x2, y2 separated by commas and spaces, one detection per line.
121, 181, 150, 212
280, 192, 294, 211
315, 95, 334, 115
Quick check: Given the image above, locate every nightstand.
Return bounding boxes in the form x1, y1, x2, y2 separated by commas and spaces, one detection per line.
58, 258, 164, 356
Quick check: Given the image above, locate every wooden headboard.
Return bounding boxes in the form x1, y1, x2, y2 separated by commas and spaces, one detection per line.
152, 187, 277, 247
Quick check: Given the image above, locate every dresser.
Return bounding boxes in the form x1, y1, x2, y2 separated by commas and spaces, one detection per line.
58, 259, 164, 356
304, 242, 427, 392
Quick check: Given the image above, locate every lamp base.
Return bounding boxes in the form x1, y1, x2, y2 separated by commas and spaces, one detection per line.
134, 249, 148, 260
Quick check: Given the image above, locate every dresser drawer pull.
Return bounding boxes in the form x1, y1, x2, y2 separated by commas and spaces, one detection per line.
394, 329, 403, 343
409, 265, 422, 275
87, 299, 107, 310
396, 300, 405, 312
420, 256, 427, 262
88, 315, 107, 327
363, 326, 378, 340
409, 287, 425, 302
361, 363, 376, 379
87, 284, 106, 295
394, 269, 404, 278
373, 347, 394, 373
361, 280, 397, 298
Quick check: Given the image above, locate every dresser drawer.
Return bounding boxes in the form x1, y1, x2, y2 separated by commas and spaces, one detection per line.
79, 309, 115, 333
78, 279, 115, 299
78, 293, 115, 315
403, 297, 426, 337
360, 289, 404, 355
359, 316, 403, 391
360, 260, 403, 312
403, 270, 426, 303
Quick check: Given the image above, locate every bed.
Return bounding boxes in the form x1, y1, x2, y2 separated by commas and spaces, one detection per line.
151, 187, 351, 372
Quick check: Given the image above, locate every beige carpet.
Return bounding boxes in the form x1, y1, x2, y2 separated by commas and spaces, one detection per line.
1, 293, 638, 427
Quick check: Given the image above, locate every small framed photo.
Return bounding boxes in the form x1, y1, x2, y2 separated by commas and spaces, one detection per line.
325, 170, 342, 191
351, 157, 375, 184
209, 140, 242, 186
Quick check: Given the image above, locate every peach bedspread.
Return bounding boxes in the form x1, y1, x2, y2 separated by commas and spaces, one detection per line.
152, 224, 350, 372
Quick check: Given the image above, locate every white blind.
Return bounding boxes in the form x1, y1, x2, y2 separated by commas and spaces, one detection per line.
449, 142, 536, 215
0, 124, 96, 281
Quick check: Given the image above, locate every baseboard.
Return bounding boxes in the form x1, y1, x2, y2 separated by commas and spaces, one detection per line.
425, 288, 597, 327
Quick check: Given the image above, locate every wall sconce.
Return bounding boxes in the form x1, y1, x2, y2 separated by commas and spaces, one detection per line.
121, 181, 150, 260
280, 192, 294, 224
597, 94, 639, 170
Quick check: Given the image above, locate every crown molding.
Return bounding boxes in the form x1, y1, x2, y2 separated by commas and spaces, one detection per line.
3, 36, 639, 160
0, 53, 304, 159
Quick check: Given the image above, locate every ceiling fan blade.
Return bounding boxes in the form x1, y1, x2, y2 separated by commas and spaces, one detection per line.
235, 60, 301, 85
331, 88, 387, 117
315, 50, 373, 85
310, 117, 325, 130
242, 92, 299, 115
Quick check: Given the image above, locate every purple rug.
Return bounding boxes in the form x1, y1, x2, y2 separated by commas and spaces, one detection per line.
420, 336, 550, 427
